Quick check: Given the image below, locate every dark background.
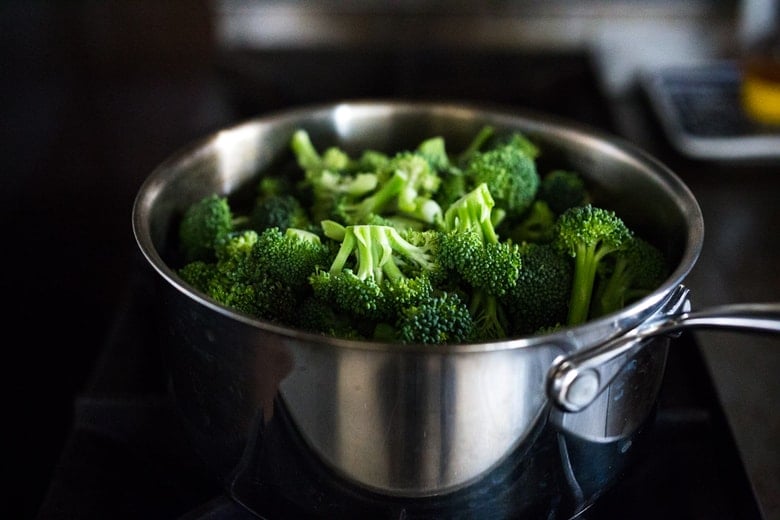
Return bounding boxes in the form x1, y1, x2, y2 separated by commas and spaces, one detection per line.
2, 3, 227, 517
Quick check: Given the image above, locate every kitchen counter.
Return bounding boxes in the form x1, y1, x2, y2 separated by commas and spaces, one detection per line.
612, 92, 780, 520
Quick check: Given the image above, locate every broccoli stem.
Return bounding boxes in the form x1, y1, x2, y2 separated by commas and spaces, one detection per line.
568, 243, 614, 325
351, 170, 406, 221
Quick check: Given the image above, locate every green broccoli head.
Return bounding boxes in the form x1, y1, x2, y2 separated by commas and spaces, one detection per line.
250, 193, 310, 232
251, 227, 331, 290
442, 182, 500, 243
297, 296, 365, 339
178, 260, 217, 293
507, 199, 556, 244
388, 152, 443, 224
178, 194, 234, 263
290, 128, 351, 174
396, 291, 475, 344
415, 135, 450, 173
309, 224, 440, 322
310, 269, 388, 320
592, 236, 668, 317
539, 169, 589, 214
465, 136, 540, 217
208, 274, 297, 322
554, 204, 633, 326
214, 229, 260, 282
502, 242, 573, 336
438, 231, 521, 297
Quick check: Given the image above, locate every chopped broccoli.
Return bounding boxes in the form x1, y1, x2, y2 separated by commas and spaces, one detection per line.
250, 193, 310, 232
174, 127, 668, 344
213, 229, 260, 281
539, 169, 589, 214
415, 136, 450, 173
178, 260, 217, 293
501, 242, 573, 336
390, 152, 443, 224
441, 182, 500, 243
178, 194, 235, 263
468, 289, 510, 342
592, 236, 668, 317
437, 183, 521, 340
179, 229, 298, 321
297, 296, 365, 339
553, 204, 633, 326
507, 199, 557, 244
455, 125, 495, 166
309, 224, 440, 322
251, 227, 331, 292
291, 129, 379, 223
395, 291, 475, 344
290, 128, 351, 174
464, 134, 540, 218
249, 174, 311, 232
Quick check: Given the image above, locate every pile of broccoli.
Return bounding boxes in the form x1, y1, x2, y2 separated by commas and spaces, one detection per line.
176, 126, 668, 344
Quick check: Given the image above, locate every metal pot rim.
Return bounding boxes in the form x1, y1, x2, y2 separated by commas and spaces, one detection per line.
131, 99, 704, 355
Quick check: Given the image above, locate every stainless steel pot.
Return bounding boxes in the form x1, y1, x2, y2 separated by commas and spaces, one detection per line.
132, 101, 780, 517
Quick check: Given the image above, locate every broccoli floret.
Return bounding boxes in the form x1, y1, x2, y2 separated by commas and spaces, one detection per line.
249, 174, 311, 232
507, 199, 556, 244
438, 230, 521, 298
178, 227, 330, 324
297, 296, 365, 340
214, 229, 260, 280
214, 230, 300, 321
178, 194, 236, 263
501, 132, 540, 159
251, 227, 331, 292
553, 204, 633, 326
331, 169, 406, 225
438, 183, 521, 340
355, 149, 391, 172
441, 182, 500, 243
467, 289, 510, 342
178, 229, 298, 321
390, 152, 443, 224
501, 242, 573, 336
454, 125, 495, 166
340, 151, 443, 225
439, 183, 521, 294
539, 169, 589, 214
395, 291, 475, 344
309, 224, 439, 321
178, 260, 217, 293
592, 236, 668, 317
415, 136, 450, 173
250, 193, 310, 232
331, 152, 444, 227
290, 128, 351, 174
464, 134, 540, 218
435, 168, 468, 209
291, 129, 379, 223
210, 273, 297, 320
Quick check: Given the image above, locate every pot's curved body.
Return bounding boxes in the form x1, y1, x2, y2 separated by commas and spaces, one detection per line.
133, 102, 703, 517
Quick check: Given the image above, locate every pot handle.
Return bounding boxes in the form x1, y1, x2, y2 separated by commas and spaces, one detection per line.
547, 285, 780, 413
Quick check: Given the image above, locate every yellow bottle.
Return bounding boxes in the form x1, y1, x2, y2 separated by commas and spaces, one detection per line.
741, 4, 780, 125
